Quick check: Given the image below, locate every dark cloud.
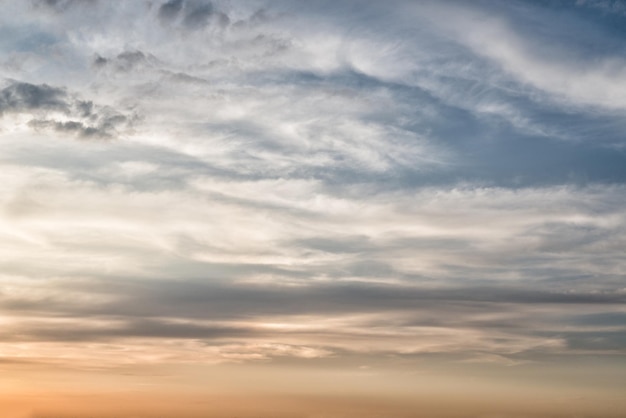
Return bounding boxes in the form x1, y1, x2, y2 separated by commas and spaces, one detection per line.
27, 117, 125, 139
31, 0, 97, 12
0, 319, 255, 342
3, 278, 624, 322
158, 0, 184, 22
157, 0, 230, 29
165, 71, 211, 85
76, 100, 93, 117
569, 312, 626, 327
292, 235, 472, 256
230, 7, 273, 29
93, 50, 158, 72
183, 1, 215, 29
92, 55, 108, 68
115, 50, 150, 71
0, 81, 68, 114
27, 109, 130, 139
1, 278, 623, 356
0, 80, 133, 139
562, 330, 626, 351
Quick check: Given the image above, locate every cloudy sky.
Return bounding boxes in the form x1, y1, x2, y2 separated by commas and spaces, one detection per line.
1, 0, 625, 417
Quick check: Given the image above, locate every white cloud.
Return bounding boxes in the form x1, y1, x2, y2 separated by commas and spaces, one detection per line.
421, 1, 626, 110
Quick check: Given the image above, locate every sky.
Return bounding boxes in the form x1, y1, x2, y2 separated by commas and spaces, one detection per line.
0, 0, 625, 417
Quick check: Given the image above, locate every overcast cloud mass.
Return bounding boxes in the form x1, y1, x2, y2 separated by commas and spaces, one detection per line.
0, 0, 625, 417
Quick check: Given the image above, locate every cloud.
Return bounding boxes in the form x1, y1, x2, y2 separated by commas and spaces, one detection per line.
31, 0, 97, 12
158, 0, 183, 22
27, 117, 121, 138
0, 81, 68, 114
0, 318, 256, 342
92, 50, 161, 73
0, 80, 133, 138
420, 1, 626, 110
157, 0, 230, 30
182, 1, 215, 29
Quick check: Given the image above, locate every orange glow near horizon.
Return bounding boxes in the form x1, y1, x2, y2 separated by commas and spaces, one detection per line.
2, 390, 626, 418
2, 359, 626, 417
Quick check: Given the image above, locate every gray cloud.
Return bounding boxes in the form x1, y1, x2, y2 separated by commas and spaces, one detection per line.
157, 0, 230, 29
93, 50, 159, 73
158, 0, 183, 22
1, 277, 623, 361
31, 0, 97, 12
3, 278, 624, 321
0, 80, 134, 138
0, 81, 68, 114
182, 1, 215, 29
0, 318, 256, 342
27, 117, 124, 139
